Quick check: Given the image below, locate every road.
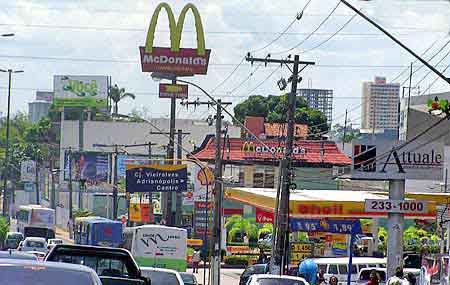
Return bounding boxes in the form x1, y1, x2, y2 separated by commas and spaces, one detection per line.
9, 219, 73, 244
191, 267, 243, 285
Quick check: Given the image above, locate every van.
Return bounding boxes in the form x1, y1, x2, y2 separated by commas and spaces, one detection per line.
313, 257, 386, 284
357, 267, 420, 284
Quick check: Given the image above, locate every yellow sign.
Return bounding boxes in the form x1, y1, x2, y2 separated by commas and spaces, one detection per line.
291, 243, 312, 252
129, 203, 141, 222
187, 239, 203, 246
145, 2, 206, 55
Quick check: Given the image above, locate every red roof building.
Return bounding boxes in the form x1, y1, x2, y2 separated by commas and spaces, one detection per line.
191, 136, 351, 167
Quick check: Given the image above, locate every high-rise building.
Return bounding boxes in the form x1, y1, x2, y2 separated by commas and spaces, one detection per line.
28, 101, 51, 123
297, 89, 333, 123
361, 76, 400, 131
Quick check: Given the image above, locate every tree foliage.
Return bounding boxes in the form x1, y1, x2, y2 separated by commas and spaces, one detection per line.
330, 124, 360, 142
0, 216, 8, 245
234, 94, 328, 138
109, 84, 135, 115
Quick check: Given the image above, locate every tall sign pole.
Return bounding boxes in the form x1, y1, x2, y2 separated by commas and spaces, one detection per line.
387, 179, 405, 278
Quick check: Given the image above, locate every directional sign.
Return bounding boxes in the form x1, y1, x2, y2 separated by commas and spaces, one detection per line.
126, 164, 187, 193
365, 199, 428, 214
290, 218, 362, 235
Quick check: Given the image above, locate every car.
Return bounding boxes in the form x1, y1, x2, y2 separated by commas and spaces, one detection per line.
246, 274, 309, 285
3, 232, 24, 250
180, 272, 199, 285
0, 258, 102, 285
140, 267, 185, 285
46, 244, 151, 285
356, 267, 420, 285
240, 263, 269, 285
18, 237, 48, 253
0, 250, 38, 260
47, 238, 63, 250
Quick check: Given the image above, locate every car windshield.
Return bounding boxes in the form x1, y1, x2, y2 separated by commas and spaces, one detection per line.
0, 265, 97, 285
7, 234, 23, 240
141, 270, 180, 285
256, 278, 305, 285
52, 255, 129, 278
180, 273, 196, 284
26, 241, 45, 248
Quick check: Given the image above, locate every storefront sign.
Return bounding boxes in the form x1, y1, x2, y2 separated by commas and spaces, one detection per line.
54, 75, 108, 108
126, 164, 187, 193
159, 83, 188, 99
194, 201, 213, 237
242, 141, 306, 158
256, 208, 274, 224
140, 3, 211, 75
290, 218, 362, 234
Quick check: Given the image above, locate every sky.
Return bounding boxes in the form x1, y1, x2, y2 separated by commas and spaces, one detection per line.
0, 0, 450, 127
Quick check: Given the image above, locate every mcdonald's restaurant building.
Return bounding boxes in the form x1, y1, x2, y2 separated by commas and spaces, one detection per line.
191, 135, 352, 191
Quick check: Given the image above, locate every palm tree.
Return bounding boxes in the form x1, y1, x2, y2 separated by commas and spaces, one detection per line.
109, 84, 135, 115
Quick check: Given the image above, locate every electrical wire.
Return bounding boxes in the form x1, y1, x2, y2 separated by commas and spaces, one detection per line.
227, 63, 263, 95
272, 0, 342, 55
413, 47, 450, 88
418, 62, 450, 96
300, 13, 358, 54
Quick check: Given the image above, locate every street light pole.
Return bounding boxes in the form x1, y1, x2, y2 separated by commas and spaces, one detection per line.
1, 68, 23, 216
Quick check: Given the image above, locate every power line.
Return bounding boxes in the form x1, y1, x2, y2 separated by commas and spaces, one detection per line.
272, 1, 342, 55
418, 62, 450, 96
413, 47, 450, 88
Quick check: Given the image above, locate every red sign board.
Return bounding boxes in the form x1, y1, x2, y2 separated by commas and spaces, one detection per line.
140, 47, 211, 76
141, 203, 152, 223
159, 83, 188, 99
256, 208, 274, 224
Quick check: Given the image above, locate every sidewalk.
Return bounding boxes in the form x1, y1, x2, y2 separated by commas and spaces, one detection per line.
55, 226, 73, 244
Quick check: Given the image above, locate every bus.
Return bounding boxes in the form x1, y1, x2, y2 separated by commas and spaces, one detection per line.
16, 205, 55, 239
74, 216, 123, 247
122, 225, 187, 272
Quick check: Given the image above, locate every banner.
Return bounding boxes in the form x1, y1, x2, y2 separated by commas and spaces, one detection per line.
63, 151, 109, 187
290, 218, 362, 234
53, 75, 108, 108
129, 203, 142, 222
140, 3, 211, 75
126, 164, 187, 193
256, 208, 274, 224
20, 160, 36, 182
192, 164, 214, 202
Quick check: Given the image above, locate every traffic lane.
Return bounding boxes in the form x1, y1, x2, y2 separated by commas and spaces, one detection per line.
9, 219, 73, 244
191, 267, 244, 285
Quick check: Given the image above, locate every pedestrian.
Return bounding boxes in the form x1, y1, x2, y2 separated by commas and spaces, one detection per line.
67, 218, 74, 239
317, 269, 326, 284
368, 270, 380, 285
406, 272, 416, 285
329, 276, 339, 285
387, 267, 409, 285
192, 249, 201, 273
298, 259, 317, 285
256, 248, 267, 264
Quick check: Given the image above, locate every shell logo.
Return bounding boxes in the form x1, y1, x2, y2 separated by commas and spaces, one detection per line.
197, 167, 214, 185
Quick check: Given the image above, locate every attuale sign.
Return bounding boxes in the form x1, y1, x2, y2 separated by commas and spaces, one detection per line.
126, 164, 187, 193
159, 83, 188, 99
140, 3, 211, 76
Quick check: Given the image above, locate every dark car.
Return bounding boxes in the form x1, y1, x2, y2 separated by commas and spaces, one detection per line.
3, 232, 24, 250
240, 264, 269, 285
0, 258, 102, 285
180, 272, 199, 285
45, 244, 150, 285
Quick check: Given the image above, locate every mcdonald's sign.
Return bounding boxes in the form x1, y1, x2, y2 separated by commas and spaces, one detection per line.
140, 3, 211, 76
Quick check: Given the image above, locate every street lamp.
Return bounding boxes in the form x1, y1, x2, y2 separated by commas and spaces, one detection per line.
1, 34, 14, 37
1, 69, 24, 216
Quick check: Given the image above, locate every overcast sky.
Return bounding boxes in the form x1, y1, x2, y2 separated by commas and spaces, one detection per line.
1, 0, 450, 127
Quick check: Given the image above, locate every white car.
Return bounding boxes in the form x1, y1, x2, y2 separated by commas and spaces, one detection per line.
140, 267, 185, 285
18, 237, 48, 253
246, 274, 309, 285
48, 238, 63, 246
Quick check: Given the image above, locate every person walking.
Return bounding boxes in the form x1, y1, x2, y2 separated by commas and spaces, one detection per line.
387, 267, 410, 285
192, 249, 201, 273
368, 270, 380, 285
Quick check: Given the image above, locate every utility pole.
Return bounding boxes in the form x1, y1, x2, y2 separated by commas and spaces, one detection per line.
175, 129, 183, 226
68, 147, 73, 220
78, 109, 84, 210
149, 130, 190, 226
387, 179, 405, 278
343, 109, 348, 149
35, 158, 40, 204
113, 145, 118, 220
50, 160, 56, 210
246, 54, 314, 274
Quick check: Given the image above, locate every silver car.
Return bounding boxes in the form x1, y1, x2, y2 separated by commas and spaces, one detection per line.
0, 259, 102, 285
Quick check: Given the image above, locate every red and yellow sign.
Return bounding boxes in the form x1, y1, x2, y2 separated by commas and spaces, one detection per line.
140, 3, 211, 75
159, 83, 188, 99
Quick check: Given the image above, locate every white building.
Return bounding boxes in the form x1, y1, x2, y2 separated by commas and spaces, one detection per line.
361, 76, 400, 131
28, 101, 51, 123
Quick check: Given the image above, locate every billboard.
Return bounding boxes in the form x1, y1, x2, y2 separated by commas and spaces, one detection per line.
159, 83, 188, 99
192, 165, 214, 202
20, 160, 36, 182
36, 91, 54, 102
53, 75, 108, 108
140, 3, 211, 75
126, 164, 188, 193
63, 151, 109, 187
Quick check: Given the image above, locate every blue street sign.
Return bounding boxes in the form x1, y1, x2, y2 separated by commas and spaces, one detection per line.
289, 218, 362, 234
126, 164, 188, 193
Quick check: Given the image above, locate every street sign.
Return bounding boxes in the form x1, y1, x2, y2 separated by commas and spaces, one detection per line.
290, 218, 362, 234
24, 182, 35, 193
364, 199, 428, 214
125, 164, 188, 193
20, 160, 36, 182
159, 83, 188, 99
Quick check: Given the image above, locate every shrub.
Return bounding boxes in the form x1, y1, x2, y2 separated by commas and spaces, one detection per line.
223, 255, 251, 266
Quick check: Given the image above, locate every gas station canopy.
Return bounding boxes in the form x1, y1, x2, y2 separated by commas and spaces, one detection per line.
224, 187, 449, 219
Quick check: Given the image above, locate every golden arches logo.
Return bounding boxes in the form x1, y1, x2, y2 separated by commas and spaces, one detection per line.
145, 2, 206, 56
242, 142, 256, 153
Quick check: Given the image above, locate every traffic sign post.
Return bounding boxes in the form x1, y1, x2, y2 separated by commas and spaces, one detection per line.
125, 164, 188, 193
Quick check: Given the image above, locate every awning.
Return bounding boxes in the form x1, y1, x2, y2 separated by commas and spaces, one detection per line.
224, 187, 442, 219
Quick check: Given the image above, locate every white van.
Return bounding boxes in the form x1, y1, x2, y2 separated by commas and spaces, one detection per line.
313, 257, 386, 284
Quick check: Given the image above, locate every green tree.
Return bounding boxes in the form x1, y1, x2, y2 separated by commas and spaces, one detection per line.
109, 84, 135, 115
330, 124, 360, 142
0, 216, 8, 246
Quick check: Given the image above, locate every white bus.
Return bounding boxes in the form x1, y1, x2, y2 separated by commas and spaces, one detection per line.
122, 225, 187, 272
16, 205, 55, 240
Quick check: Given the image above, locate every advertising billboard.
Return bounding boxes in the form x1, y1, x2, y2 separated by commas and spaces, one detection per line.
63, 151, 109, 187
53, 75, 108, 108
36, 91, 54, 102
140, 3, 211, 75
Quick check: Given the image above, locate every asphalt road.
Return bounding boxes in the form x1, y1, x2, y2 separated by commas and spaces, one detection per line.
191, 267, 244, 285
9, 219, 73, 244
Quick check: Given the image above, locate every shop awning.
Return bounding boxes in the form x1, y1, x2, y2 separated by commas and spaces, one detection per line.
224, 187, 442, 219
